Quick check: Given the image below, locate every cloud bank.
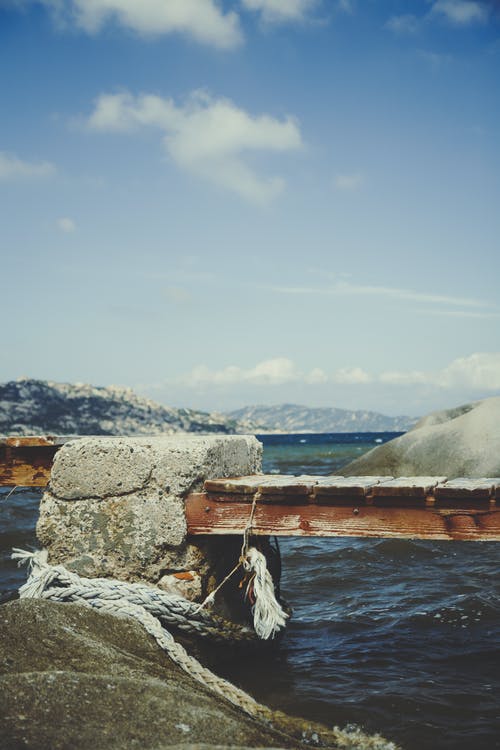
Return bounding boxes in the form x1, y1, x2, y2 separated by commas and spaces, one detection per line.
176, 353, 500, 392
86, 90, 302, 202
184, 358, 315, 386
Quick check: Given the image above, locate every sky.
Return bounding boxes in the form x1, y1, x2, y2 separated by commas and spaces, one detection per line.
1, 0, 499, 417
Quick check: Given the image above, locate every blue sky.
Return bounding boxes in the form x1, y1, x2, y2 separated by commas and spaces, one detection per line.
1, 0, 499, 416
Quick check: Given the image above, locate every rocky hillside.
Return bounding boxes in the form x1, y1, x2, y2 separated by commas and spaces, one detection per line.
227, 403, 417, 433
0, 379, 241, 436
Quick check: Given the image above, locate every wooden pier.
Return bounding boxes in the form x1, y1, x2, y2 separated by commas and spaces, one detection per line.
187, 474, 500, 542
0, 435, 68, 487
1, 437, 499, 542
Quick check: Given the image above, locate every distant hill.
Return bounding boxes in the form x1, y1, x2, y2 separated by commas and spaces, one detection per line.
0, 381, 417, 437
226, 403, 418, 433
0, 379, 242, 436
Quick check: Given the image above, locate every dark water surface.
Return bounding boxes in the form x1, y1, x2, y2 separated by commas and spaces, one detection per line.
1, 433, 499, 750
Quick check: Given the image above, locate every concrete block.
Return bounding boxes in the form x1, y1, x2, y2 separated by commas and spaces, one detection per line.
37, 435, 262, 589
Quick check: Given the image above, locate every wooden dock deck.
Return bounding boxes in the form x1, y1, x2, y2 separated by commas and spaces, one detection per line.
186, 474, 500, 542
1, 437, 499, 542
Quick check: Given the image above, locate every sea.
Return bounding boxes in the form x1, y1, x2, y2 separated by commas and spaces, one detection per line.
1, 432, 499, 750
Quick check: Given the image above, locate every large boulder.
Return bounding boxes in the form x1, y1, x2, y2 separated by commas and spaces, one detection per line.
0, 599, 397, 750
342, 397, 500, 478
0, 599, 288, 750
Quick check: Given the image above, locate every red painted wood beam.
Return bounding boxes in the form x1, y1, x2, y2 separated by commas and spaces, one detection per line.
185, 492, 500, 542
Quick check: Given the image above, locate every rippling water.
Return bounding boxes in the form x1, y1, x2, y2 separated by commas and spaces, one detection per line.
1, 433, 499, 750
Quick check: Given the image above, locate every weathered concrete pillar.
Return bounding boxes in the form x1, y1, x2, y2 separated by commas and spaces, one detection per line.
37, 435, 262, 601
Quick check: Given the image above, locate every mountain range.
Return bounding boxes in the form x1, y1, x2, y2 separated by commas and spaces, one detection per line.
227, 403, 417, 433
0, 379, 417, 436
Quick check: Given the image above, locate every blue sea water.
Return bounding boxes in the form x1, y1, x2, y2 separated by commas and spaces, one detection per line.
1, 432, 499, 750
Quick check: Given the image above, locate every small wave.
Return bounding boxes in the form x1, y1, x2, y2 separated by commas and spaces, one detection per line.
372, 538, 442, 560
405, 593, 500, 628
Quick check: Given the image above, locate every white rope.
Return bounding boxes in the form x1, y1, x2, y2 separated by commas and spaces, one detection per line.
11, 548, 257, 644
192, 490, 287, 640
243, 547, 288, 640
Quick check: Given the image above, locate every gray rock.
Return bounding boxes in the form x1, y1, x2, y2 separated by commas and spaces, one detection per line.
0, 600, 398, 750
49, 439, 153, 499
37, 435, 262, 592
0, 599, 290, 750
342, 397, 500, 478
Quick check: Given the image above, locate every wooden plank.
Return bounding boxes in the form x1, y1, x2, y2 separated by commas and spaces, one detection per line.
0, 436, 71, 448
204, 492, 309, 505
0, 435, 72, 487
204, 475, 267, 494
204, 475, 318, 496
0, 445, 58, 487
256, 476, 316, 495
372, 476, 447, 499
313, 476, 392, 500
185, 493, 500, 541
435, 478, 499, 500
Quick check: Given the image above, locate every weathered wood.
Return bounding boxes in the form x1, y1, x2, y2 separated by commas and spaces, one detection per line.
0, 445, 58, 487
372, 477, 447, 498
0, 436, 71, 487
434, 478, 500, 500
3, 446, 500, 542
0, 436, 70, 448
313, 476, 392, 500
204, 475, 266, 494
185, 493, 500, 541
204, 475, 317, 496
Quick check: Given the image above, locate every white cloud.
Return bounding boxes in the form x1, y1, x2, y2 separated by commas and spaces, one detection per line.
386, 1, 488, 35
305, 367, 328, 385
436, 353, 500, 389
334, 173, 365, 191
39, 0, 242, 48
267, 280, 488, 309
241, 0, 318, 24
0, 151, 56, 180
180, 358, 330, 388
86, 90, 302, 203
385, 14, 420, 34
168, 353, 500, 397
333, 367, 372, 384
380, 354, 500, 391
56, 216, 76, 233
421, 309, 500, 319
430, 0, 489, 25
185, 358, 301, 387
